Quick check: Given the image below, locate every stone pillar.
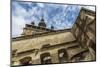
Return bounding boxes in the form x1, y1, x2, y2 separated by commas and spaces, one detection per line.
31, 53, 41, 64
50, 50, 59, 63
32, 58, 41, 64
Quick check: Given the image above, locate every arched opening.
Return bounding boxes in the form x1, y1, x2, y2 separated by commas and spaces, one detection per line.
71, 50, 88, 62
40, 52, 52, 64
58, 48, 68, 63
19, 56, 32, 66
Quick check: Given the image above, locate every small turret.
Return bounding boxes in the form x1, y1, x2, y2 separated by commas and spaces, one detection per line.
31, 21, 35, 26
38, 16, 46, 28
51, 25, 54, 30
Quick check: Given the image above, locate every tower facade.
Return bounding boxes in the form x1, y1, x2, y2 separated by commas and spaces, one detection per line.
21, 18, 50, 36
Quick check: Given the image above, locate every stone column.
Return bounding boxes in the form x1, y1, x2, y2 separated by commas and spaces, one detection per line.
50, 50, 59, 63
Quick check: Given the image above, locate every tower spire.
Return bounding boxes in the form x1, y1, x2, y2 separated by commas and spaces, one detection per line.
41, 12, 44, 21
38, 13, 46, 27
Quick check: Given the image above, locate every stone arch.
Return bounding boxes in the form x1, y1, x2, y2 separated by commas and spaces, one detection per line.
19, 56, 32, 66
70, 50, 88, 62
40, 52, 52, 64
58, 48, 68, 63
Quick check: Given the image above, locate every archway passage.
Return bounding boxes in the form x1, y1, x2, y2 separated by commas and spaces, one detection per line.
19, 56, 32, 66
58, 48, 68, 63
40, 52, 52, 64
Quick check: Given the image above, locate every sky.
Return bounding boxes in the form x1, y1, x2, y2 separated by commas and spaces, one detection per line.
12, 1, 95, 37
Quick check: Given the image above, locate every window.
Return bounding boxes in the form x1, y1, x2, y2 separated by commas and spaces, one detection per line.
40, 52, 52, 64
19, 56, 32, 66
58, 49, 68, 63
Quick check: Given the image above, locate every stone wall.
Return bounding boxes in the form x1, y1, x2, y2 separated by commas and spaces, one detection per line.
12, 32, 75, 53
71, 8, 96, 60
12, 31, 78, 65
12, 42, 80, 65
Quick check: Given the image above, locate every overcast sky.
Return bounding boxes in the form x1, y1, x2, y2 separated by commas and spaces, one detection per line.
12, 1, 95, 37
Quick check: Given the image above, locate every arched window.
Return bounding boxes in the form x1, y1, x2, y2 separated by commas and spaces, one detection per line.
40, 52, 52, 64
58, 48, 68, 63
19, 56, 32, 66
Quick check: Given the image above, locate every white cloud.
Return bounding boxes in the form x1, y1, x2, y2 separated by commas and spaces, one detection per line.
78, 5, 95, 11
12, 15, 26, 37
12, 1, 95, 37
12, 2, 45, 37
12, 2, 30, 37
83, 6, 95, 11
37, 3, 44, 8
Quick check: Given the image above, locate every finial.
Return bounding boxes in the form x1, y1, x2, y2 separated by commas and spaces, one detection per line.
41, 13, 44, 21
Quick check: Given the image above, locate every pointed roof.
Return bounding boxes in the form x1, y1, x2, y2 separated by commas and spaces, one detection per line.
38, 16, 46, 27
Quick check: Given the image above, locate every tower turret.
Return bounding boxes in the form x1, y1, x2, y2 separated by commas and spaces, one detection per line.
38, 17, 46, 28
